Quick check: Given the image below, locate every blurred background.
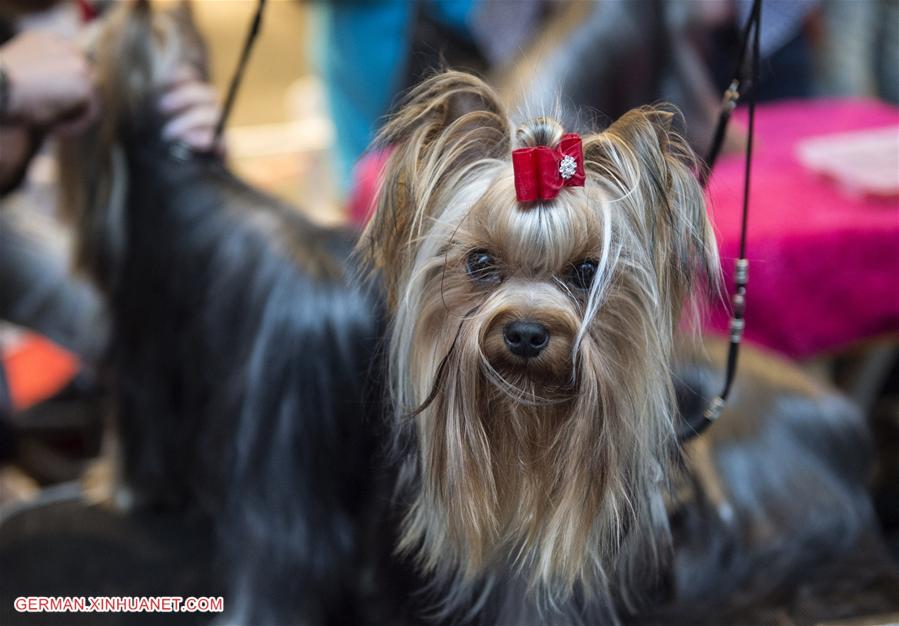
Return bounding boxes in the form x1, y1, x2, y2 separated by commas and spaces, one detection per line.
0, 0, 897, 567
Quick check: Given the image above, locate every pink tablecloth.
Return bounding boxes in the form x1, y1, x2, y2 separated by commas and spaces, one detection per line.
349, 99, 899, 359
706, 99, 899, 358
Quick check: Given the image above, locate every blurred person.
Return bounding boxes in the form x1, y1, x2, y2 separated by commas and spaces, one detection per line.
710, 0, 819, 101
314, 0, 488, 191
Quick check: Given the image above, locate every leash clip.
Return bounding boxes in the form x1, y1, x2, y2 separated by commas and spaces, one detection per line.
704, 396, 726, 421
722, 79, 741, 113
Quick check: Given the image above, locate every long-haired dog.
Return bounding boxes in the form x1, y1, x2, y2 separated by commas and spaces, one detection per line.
361, 71, 896, 624
55, 3, 390, 624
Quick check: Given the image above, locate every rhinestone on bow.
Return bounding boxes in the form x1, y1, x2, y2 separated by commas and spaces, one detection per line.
559, 155, 577, 180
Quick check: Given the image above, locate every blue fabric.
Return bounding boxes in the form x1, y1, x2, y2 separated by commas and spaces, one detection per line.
315, 1, 477, 190
427, 0, 475, 37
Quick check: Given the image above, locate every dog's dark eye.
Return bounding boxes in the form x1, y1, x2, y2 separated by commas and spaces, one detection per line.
568, 259, 598, 290
466, 250, 501, 284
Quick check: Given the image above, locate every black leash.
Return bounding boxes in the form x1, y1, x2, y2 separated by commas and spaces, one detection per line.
700, 1, 758, 184
211, 0, 267, 148
678, 0, 761, 442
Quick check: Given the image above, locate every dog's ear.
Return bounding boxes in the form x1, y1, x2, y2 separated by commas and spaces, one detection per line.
361, 71, 510, 309
584, 107, 719, 323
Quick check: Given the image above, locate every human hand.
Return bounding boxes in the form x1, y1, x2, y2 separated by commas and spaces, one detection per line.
157, 66, 222, 153
0, 30, 98, 132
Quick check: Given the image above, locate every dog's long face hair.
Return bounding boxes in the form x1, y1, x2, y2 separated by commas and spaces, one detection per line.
362, 72, 719, 607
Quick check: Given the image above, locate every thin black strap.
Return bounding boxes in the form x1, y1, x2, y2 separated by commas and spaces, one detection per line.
701, 4, 758, 183
211, 0, 267, 147
679, 0, 761, 442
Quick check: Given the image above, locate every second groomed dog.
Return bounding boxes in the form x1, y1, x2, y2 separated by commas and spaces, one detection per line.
55, 2, 401, 625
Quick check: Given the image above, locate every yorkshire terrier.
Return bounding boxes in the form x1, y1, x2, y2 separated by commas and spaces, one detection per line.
52, 2, 393, 625
361, 71, 896, 624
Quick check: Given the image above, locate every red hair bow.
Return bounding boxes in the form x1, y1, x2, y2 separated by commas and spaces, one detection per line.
512, 133, 585, 202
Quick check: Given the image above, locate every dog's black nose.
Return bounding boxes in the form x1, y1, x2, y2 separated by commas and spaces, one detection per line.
503, 321, 549, 358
